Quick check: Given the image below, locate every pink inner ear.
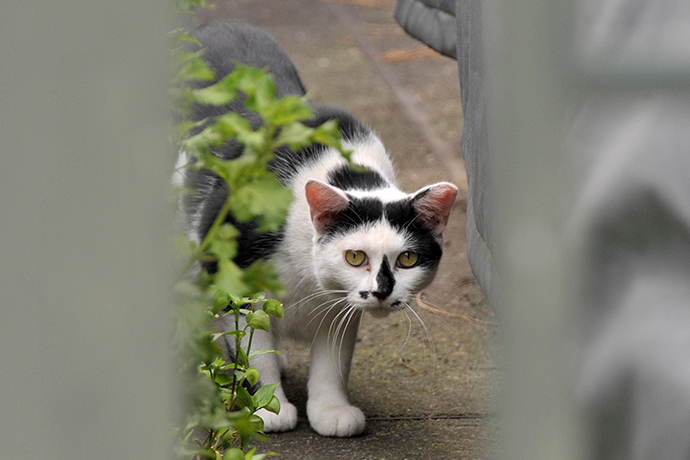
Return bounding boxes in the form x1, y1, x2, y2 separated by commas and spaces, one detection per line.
412, 182, 458, 234
305, 180, 350, 234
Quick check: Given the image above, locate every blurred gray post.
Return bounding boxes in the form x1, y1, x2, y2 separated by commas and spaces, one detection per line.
482, 1, 583, 459
481, 0, 690, 458
0, 2, 172, 459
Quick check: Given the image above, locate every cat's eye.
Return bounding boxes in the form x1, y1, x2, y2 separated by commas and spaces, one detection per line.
345, 250, 367, 267
397, 251, 419, 268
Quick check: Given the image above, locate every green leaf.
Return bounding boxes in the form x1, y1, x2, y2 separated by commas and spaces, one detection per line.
262, 299, 284, 319
273, 122, 315, 151
215, 112, 254, 141
192, 72, 240, 106
245, 368, 259, 386
246, 447, 273, 460
264, 395, 281, 415
231, 369, 245, 383
252, 383, 280, 410
214, 373, 232, 386
214, 329, 246, 342
311, 119, 342, 146
241, 260, 285, 298
213, 259, 248, 298
235, 384, 254, 411
217, 223, 240, 240
246, 310, 270, 332
208, 233, 238, 263
174, 0, 209, 14
248, 414, 265, 436
173, 29, 201, 46
195, 334, 223, 366
236, 347, 249, 368
212, 290, 231, 314
263, 96, 313, 126
228, 177, 292, 232
237, 126, 269, 153
173, 117, 207, 141
175, 51, 215, 82
241, 71, 277, 114
248, 349, 281, 361
223, 448, 245, 460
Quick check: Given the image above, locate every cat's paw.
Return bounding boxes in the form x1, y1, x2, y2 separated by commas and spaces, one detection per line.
307, 402, 365, 437
256, 401, 298, 433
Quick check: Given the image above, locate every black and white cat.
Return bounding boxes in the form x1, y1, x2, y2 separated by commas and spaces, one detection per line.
176, 21, 458, 437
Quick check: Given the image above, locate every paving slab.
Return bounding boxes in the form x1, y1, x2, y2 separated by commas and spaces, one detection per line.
194, 1, 501, 458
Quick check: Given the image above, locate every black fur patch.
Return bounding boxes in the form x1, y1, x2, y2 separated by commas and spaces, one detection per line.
194, 177, 284, 271
372, 256, 395, 300
384, 200, 443, 269
327, 165, 388, 191
317, 197, 384, 242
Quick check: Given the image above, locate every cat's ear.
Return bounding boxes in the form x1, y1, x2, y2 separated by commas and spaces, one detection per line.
305, 180, 350, 234
411, 182, 458, 235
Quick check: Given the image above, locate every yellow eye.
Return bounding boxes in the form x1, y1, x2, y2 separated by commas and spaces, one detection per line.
397, 251, 419, 268
345, 250, 367, 267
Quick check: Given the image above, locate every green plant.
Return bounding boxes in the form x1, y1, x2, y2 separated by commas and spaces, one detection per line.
170, 4, 348, 459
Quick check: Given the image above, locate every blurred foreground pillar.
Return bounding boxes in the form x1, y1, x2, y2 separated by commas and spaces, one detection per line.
464, 0, 690, 458
480, 1, 583, 459
0, 2, 172, 459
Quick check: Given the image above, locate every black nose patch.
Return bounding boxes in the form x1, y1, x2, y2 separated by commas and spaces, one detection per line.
372, 256, 395, 300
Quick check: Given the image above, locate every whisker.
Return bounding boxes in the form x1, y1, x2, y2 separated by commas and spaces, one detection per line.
414, 292, 497, 328
332, 305, 360, 380
288, 289, 346, 309
404, 301, 437, 375
335, 306, 357, 376
397, 309, 413, 355
328, 306, 349, 377
328, 304, 351, 354
305, 296, 348, 328
309, 297, 349, 349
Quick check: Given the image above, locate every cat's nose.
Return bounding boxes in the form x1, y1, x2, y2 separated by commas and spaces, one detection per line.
359, 291, 370, 299
371, 289, 389, 300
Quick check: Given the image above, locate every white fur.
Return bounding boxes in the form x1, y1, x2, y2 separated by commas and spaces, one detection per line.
172, 149, 189, 188
173, 149, 205, 244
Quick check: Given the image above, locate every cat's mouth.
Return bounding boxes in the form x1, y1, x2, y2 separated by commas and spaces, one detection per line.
367, 300, 403, 318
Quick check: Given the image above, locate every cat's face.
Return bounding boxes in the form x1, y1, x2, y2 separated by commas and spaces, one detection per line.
305, 180, 458, 317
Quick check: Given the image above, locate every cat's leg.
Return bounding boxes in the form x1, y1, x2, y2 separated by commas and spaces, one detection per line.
306, 310, 365, 437
216, 315, 298, 433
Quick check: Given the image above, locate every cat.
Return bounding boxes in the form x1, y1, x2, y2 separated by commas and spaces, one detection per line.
176, 21, 458, 437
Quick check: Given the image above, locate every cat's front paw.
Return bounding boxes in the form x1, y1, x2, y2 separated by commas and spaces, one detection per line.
256, 401, 298, 433
307, 402, 365, 437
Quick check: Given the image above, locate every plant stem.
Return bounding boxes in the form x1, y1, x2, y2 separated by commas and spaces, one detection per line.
228, 301, 242, 410
177, 183, 235, 279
